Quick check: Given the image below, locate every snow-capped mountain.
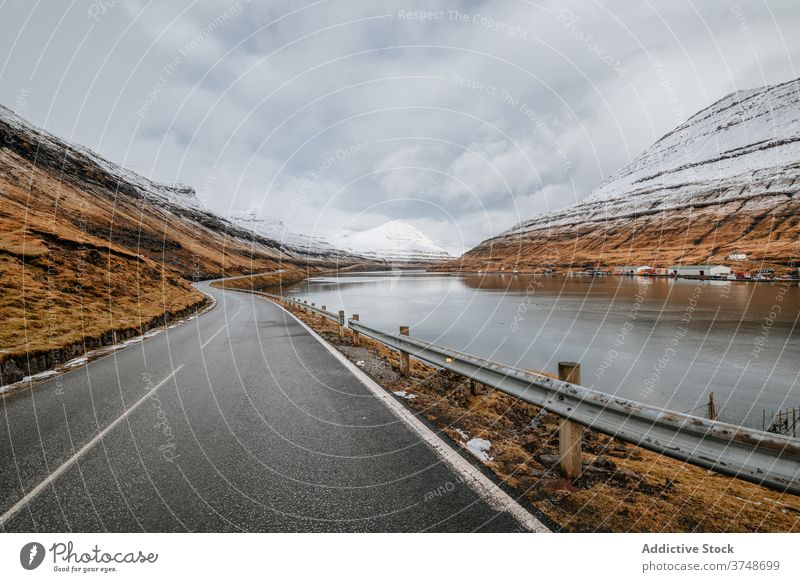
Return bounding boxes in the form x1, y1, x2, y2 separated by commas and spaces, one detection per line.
333, 220, 459, 264
446, 78, 800, 271
502, 78, 800, 237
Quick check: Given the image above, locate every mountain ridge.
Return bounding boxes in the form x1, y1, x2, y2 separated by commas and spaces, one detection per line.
0, 105, 360, 263
440, 77, 800, 271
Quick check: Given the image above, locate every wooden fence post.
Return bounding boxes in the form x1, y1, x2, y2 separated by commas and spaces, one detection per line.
558, 361, 582, 480
338, 310, 345, 340
399, 326, 410, 377
708, 392, 718, 421
352, 314, 360, 347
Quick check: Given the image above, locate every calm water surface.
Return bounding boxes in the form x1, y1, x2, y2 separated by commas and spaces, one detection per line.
287, 272, 800, 427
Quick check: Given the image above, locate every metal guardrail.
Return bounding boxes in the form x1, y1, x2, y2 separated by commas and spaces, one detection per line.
348, 318, 800, 495
247, 291, 344, 326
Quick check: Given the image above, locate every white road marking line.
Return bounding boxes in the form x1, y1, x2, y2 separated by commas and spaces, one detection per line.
0, 365, 184, 528
201, 324, 228, 349
200, 306, 242, 349
266, 298, 550, 533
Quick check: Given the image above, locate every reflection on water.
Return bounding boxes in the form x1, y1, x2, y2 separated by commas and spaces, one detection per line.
288, 271, 800, 427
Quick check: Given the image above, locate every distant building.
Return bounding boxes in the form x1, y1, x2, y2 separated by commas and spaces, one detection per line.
669, 265, 732, 277
614, 265, 654, 275
727, 252, 747, 261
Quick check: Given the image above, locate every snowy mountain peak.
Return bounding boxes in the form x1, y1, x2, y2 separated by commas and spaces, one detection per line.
334, 220, 458, 264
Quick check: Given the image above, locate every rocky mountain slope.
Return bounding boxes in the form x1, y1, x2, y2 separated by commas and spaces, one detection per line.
333, 220, 458, 265
0, 106, 362, 385
440, 78, 800, 271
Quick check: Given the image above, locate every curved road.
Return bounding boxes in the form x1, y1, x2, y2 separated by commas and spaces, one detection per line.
0, 281, 546, 532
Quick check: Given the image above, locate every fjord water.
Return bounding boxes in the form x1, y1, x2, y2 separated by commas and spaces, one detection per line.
288, 272, 799, 427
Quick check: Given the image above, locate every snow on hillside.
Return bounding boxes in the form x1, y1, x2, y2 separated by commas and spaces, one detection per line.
0, 106, 343, 257
229, 209, 337, 254
0, 104, 204, 213
333, 220, 459, 263
501, 78, 800, 237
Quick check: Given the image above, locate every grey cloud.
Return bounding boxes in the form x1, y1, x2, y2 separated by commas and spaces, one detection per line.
0, 0, 798, 246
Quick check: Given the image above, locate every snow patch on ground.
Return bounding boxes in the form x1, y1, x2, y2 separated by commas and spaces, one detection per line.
466, 437, 493, 462
393, 390, 417, 400
454, 428, 469, 441
20, 370, 59, 383
64, 357, 88, 369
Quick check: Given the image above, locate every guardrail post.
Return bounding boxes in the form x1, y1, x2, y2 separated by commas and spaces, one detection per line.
399, 326, 410, 377
338, 310, 346, 340
558, 361, 582, 480
352, 314, 360, 346
708, 392, 718, 421
321, 306, 327, 324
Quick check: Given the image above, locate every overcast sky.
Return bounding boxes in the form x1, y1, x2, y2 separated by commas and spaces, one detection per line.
1, 0, 798, 249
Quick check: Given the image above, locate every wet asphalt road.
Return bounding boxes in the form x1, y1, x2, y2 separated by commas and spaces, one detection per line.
0, 282, 537, 532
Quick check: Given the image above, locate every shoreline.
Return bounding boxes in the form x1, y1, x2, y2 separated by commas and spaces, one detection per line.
431, 270, 800, 284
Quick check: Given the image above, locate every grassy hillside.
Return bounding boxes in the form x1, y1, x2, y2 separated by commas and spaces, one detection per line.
438, 198, 800, 273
